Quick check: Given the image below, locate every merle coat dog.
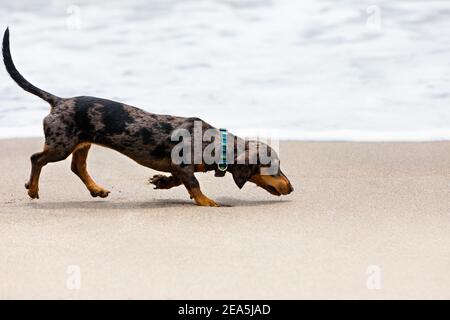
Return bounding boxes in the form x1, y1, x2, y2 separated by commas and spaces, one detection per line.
2, 28, 293, 206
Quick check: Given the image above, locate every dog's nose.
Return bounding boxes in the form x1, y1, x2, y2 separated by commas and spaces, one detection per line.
285, 183, 293, 194
280, 182, 293, 195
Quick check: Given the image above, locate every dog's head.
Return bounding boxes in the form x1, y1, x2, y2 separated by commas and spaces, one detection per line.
229, 141, 293, 196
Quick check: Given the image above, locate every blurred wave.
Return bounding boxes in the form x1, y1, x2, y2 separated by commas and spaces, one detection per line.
0, 0, 449, 140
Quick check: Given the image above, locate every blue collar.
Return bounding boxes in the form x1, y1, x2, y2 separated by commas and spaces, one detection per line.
218, 128, 228, 171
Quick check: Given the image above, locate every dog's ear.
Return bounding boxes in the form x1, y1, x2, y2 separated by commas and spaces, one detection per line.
231, 140, 260, 189
232, 165, 256, 189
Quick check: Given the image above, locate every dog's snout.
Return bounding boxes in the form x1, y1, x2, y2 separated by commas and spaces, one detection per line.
281, 183, 293, 195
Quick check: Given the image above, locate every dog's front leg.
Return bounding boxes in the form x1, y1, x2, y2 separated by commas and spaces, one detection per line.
176, 169, 218, 207
187, 185, 219, 207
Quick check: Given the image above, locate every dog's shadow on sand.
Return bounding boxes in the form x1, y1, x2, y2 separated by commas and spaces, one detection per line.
26, 197, 290, 210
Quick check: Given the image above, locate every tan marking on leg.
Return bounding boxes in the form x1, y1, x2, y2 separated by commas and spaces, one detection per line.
71, 143, 110, 198
25, 144, 49, 199
186, 186, 218, 207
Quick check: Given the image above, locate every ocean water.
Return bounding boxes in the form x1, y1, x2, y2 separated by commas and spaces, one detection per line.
0, 0, 449, 141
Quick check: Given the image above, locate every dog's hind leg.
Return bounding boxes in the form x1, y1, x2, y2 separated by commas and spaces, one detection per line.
149, 174, 182, 190
25, 143, 74, 199
71, 143, 110, 198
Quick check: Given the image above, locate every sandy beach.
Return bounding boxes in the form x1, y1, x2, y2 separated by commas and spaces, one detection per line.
0, 138, 449, 299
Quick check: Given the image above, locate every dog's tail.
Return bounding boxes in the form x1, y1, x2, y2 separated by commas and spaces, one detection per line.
2, 27, 60, 105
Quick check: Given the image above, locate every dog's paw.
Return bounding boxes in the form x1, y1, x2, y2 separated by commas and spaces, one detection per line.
27, 189, 39, 199
90, 188, 110, 198
25, 182, 39, 199
194, 197, 219, 207
150, 174, 172, 189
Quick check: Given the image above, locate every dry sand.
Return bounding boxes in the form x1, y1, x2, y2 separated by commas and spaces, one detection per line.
0, 138, 449, 299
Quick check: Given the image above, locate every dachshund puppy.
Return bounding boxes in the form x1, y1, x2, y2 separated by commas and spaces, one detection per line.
2, 28, 293, 206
